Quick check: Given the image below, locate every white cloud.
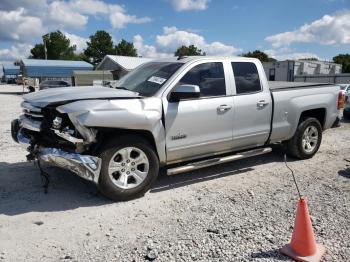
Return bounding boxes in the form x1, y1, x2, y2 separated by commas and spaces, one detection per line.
0, 0, 47, 12
64, 32, 88, 53
46, 0, 151, 29
69, 0, 109, 14
0, 43, 33, 60
266, 10, 350, 48
0, 0, 153, 59
134, 27, 241, 58
47, 1, 88, 29
0, 0, 152, 45
108, 5, 151, 29
171, 0, 209, 11
264, 47, 321, 61
155, 26, 241, 56
133, 35, 171, 58
0, 8, 45, 42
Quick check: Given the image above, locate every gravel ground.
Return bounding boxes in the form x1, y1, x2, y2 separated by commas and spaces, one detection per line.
0, 84, 349, 262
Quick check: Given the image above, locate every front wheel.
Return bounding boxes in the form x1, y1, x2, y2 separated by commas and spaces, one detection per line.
285, 117, 322, 159
98, 135, 159, 201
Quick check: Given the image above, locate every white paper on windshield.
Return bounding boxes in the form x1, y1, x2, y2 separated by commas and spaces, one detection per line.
147, 76, 166, 85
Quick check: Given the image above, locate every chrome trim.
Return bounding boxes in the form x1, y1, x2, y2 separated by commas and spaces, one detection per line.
167, 147, 272, 175
23, 109, 44, 118
39, 147, 101, 184
53, 129, 84, 144
19, 115, 41, 132
21, 101, 42, 112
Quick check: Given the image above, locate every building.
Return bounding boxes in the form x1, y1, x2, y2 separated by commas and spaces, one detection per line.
1, 61, 20, 83
263, 60, 342, 82
96, 55, 153, 79
72, 70, 113, 86
20, 59, 93, 84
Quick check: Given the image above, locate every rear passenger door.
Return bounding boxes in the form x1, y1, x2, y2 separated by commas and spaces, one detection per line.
231, 62, 272, 149
164, 62, 234, 163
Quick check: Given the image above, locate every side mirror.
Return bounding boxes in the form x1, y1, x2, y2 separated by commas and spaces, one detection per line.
169, 84, 200, 102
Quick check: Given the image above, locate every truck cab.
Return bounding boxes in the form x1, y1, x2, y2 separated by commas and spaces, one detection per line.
11, 56, 340, 201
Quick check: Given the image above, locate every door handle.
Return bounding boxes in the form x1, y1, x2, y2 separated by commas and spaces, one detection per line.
257, 100, 269, 108
217, 105, 232, 112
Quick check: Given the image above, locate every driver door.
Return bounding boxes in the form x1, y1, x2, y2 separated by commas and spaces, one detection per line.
163, 61, 234, 163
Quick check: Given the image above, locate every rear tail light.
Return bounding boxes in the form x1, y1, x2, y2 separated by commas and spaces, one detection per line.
338, 91, 343, 110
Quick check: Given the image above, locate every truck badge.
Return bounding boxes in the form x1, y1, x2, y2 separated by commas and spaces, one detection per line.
171, 133, 187, 140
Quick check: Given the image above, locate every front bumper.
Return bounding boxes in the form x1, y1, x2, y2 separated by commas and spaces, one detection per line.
12, 120, 101, 184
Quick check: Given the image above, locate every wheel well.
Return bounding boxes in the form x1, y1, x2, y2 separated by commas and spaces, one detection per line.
299, 108, 326, 129
93, 128, 158, 156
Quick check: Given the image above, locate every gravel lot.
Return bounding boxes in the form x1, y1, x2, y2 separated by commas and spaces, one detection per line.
0, 84, 349, 262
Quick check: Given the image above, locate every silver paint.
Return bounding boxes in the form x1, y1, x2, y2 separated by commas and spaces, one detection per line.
14, 56, 340, 183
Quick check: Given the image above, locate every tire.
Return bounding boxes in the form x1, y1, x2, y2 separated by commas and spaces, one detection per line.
98, 135, 159, 201
285, 117, 322, 159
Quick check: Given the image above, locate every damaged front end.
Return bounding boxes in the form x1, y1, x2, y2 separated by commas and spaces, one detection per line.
11, 101, 101, 183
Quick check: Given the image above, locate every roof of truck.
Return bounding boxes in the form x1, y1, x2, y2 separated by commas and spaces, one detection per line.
149, 56, 259, 64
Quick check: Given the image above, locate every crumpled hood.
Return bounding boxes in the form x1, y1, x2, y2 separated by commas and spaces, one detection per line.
23, 86, 140, 107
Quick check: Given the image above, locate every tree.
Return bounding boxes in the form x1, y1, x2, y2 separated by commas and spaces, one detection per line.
115, 39, 138, 57
84, 30, 115, 66
175, 45, 205, 57
333, 54, 350, 73
29, 31, 77, 60
241, 50, 276, 62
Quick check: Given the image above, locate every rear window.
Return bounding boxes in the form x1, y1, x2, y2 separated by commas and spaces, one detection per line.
231, 62, 261, 94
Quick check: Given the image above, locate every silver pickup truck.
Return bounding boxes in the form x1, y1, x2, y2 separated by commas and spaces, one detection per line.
11, 57, 341, 200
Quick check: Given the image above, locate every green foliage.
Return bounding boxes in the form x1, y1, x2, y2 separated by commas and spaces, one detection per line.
29, 31, 77, 60
174, 45, 206, 57
241, 50, 276, 62
84, 30, 115, 66
29, 44, 45, 59
333, 54, 350, 73
115, 39, 138, 57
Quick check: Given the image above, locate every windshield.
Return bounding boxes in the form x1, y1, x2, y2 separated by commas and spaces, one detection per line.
115, 62, 183, 96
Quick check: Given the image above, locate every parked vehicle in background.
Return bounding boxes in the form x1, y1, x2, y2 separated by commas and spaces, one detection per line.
343, 90, 350, 119
11, 56, 341, 201
39, 80, 70, 90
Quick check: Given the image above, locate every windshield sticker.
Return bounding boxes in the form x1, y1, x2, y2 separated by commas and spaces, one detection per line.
147, 76, 166, 85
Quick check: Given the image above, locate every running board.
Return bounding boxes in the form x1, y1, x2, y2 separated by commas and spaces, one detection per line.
167, 147, 272, 176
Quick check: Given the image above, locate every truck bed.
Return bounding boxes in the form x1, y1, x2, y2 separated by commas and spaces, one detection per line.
268, 81, 333, 91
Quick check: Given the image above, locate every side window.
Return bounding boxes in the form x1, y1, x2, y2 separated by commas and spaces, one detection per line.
178, 62, 226, 97
231, 62, 261, 94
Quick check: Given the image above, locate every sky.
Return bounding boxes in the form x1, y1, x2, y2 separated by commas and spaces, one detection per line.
0, 0, 349, 62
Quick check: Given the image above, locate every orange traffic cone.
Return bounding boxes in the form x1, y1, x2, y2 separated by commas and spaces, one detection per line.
280, 198, 325, 262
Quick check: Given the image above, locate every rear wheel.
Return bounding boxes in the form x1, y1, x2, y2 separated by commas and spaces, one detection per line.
98, 135, 159, 201
285, 117, 322, 159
